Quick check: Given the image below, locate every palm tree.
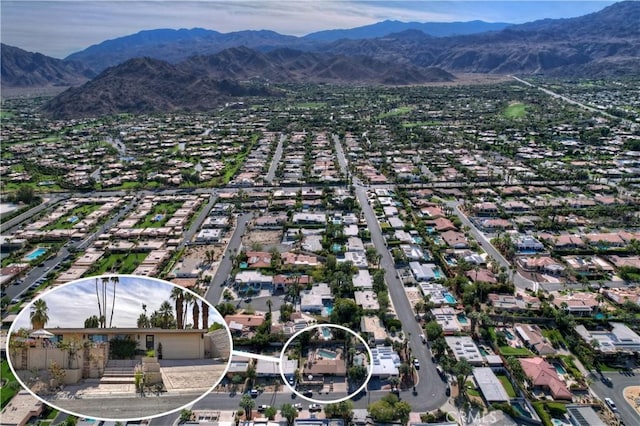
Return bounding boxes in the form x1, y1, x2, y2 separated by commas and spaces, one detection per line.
183, 291, 195, 329
240, 394, 255, 420
266, 299, 273, 316
192, 295, 200, 329
108, 275, 119, 328
30, 299, 49, 330
170, 288, 184, 329
201, 297, 209, 330
452, 359, 473, 400
137, 312, 151, 328
95, 277, 104, 328
158, 301, 174, 329
280, 403, 298, 426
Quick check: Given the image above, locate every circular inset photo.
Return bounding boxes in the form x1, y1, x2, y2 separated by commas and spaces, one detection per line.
279, 324, 372, 403
6, 274, 232, 421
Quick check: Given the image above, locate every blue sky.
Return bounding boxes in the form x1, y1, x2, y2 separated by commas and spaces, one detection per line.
11, 275, 223, 329
1, 1, 618, 58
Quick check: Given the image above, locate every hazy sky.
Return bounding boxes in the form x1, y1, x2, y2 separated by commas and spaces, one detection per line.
1, 1, 618, 58
11, 275, 223, 330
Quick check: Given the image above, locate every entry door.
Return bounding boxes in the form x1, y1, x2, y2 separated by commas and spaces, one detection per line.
146, 335, 155, 350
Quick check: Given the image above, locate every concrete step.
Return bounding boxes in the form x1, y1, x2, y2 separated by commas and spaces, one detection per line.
103, 368, 135, 374
99, 376, 136, 384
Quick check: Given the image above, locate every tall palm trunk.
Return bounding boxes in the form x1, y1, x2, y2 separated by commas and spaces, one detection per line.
192, 300, 200, 329
109, 276, 119, 328
102, 276, 108, 327
96, 278, 103, 327
201, 302, 209, 330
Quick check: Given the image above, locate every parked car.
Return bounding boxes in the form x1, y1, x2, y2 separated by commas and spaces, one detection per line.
420, 334, 426, 343
413, 359, 420, 370
301, 390, 313, 398
605, 397, 617, 411
308, 404, 322, 412
390, 387, 400, 395
249, 389, 259, 398
257, 405, 270, 412
601, 376, 613, 387
293, 403, 302, 410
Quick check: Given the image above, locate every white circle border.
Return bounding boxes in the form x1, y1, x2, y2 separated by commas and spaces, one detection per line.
5, 273, 234, 422
278, 323, 374, 405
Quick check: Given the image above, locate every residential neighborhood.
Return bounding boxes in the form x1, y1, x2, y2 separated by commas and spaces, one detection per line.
1, 76, 640, 426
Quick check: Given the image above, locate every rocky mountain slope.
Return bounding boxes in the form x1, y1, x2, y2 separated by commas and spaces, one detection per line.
42, 48, 454, 118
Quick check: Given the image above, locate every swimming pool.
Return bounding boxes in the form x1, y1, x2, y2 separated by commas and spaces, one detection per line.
318, 349, 338, 359
444, 293, 456, 304
504, 330, 515, 340
413, 236, 423, 244
457, 314, 468, 324
321, 327, 332, 339
511, 401, 532, 418
322, 301, 334, 317
434, 268, 443, 279
153, 214, 164, 222
553, 362, 567, 375
518, 249, 540, 254
24, 247, 47, 261
67, 215, 79, 223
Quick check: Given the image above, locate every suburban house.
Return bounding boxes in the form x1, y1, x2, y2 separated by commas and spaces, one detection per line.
234, 270, 273, 291
519, 357, 572, 400
514, 324, 556, 356
575, 322, 640, 354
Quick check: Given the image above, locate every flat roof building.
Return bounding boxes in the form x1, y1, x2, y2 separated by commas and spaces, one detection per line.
472, 367, 510, 403
445, 336, 483, 365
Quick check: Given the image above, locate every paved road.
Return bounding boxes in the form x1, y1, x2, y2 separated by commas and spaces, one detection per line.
445, 200, 536, 291
330, 132, 448, 411
5, 194, 141, 302
44, 392, 202, 421
205, 213, 252, 305
355, 185, 448, 411
332, 134, 348, 175
265, 134, 286, 183
180, 193, 217, 249
151, 384, 435, 425
1, 195, 63, 234
512, 76, 634, 125
590, 370, 640, 426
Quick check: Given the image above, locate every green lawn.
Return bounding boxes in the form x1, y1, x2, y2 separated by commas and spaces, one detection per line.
136, 201, 183, 228
541, 329, 566, 348
377, 106, 413, 119
402, 121, 440, 128
94, 252, 148, 274
295, 102, 325, 109
465, 381, 480, 397
44, 203, 101, 230
496, 374, 517, 397
504, 102, 526, 119
499, 346, 534, 356
596, 362, 624, 372
1, 360, 19, 408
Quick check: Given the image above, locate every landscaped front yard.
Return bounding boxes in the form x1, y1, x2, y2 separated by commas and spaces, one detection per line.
496, 373, 517, 397
499, 346, 534, 356
94, 252, 148, 274
135, 201, 183, 228
43, 203, 101, 230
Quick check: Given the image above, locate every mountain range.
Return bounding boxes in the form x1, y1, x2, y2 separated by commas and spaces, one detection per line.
0, 44, 94, 88
42, 47, 455, 118
2, 1, 638, 116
